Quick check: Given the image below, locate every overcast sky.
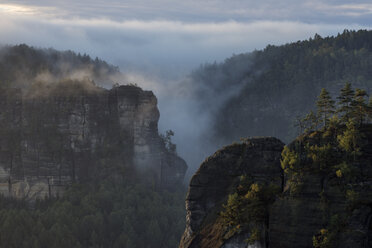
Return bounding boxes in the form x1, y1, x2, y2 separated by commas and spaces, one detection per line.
0, 0, 371, 76
1, 0, 372, 174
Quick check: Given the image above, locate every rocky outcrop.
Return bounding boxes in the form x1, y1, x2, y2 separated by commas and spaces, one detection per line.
180, 133, 372, 248
0, 85, 187, 199
180, 137, 284, 248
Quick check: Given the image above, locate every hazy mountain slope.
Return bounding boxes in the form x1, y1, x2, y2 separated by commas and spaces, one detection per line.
190, 29, 372, 144
0, 44, 121, 89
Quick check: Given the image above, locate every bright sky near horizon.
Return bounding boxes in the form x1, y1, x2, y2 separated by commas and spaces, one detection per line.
0, 0, 371, 75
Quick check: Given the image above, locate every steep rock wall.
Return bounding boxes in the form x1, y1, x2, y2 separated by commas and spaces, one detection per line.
180, 137, 284, 248
180, 134, 372, 248
0, 85, 187, 199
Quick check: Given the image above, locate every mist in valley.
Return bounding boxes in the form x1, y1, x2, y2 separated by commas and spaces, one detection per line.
1, 1, 372, 179
2, 1, 372, 247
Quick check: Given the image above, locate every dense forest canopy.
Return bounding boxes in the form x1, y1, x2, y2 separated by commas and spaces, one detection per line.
0, 175, 186, 248
189, 29, 372, 145
0, 44, 121, 89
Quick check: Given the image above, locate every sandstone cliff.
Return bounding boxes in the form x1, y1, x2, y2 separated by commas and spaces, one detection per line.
180, 137, 284, 248
180, 133, 372, 248
0, 84, 187, 199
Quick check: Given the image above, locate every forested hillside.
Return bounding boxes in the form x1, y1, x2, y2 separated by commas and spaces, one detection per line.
190, 29, 372, 144
0, 45, 186, 248
0, 44, 121, 89
180, 84, 372, 248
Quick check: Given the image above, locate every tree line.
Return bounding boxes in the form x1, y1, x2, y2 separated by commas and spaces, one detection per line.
281, 83, 372, 247
298, 82, 372, 133
0, 174, 186, 248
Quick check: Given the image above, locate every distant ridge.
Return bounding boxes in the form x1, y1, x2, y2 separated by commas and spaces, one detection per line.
0, 44, 121, 89
190, 29, 372, 144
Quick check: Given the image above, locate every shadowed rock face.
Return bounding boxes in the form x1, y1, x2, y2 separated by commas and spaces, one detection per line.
180, 137, 284, 248
0, 85, 187, 199
179, 133, 372, 248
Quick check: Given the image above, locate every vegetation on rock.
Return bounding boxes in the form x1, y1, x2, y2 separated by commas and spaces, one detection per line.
280, 83, 372, 247
220, 176, 280, 244
160, 129, 177, 154
218, 83, 372, 247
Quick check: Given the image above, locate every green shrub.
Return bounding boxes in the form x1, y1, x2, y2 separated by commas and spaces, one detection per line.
220, 177, 280, 241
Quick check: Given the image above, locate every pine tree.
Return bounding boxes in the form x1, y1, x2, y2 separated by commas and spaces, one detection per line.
337, 119, 361, 161
323, 115, 341, 139
303, 110, 320, 132
337, 82, 354, 122
317, 88, 335, 127
367, 97, 372, 122
351, 88, 368, 125
294, 115, 305, 135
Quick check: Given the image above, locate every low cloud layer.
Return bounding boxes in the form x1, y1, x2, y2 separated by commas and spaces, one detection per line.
0, 10, 368, 76
3, 0, 372, 24
1, 1, 370, 76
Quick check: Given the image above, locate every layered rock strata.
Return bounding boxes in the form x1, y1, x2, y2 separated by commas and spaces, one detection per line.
0, 85, 187, 199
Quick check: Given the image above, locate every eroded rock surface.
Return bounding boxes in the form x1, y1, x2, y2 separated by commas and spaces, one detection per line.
180, 133, 372, 248
180, 137, 284, 248
0, 85, 187, 199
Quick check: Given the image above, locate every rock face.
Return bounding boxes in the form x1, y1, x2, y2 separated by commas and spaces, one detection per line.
179, 134, 372, 248
268, 127, 372, 248
180, 137, 284, 248
0, 85, 187, 199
